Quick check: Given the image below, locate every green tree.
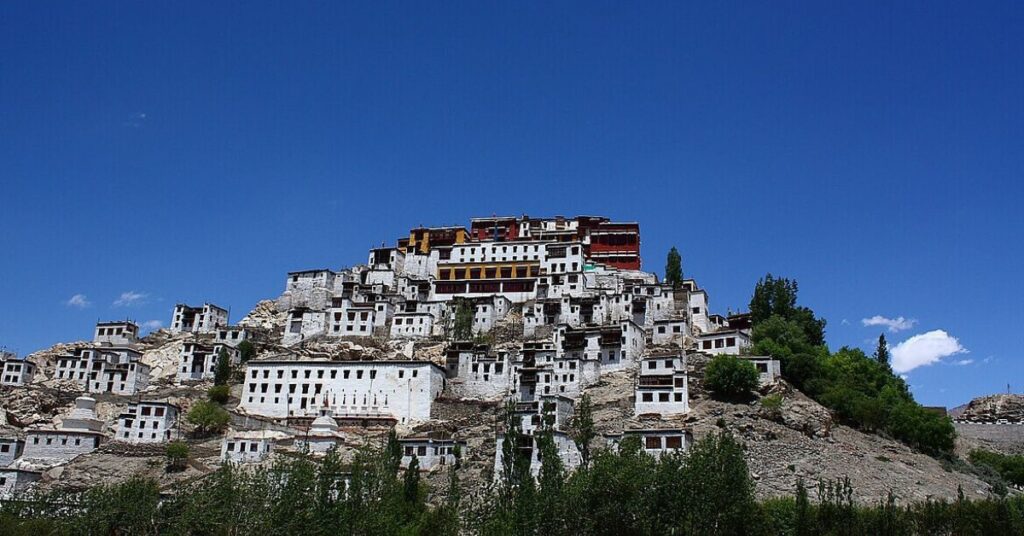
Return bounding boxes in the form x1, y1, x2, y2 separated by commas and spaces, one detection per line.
704, 355, 760, 399
665, 247, 683, 289
186, 400, 230, 437
681, 431, 757, 535
452, 299, 474, 341
750, 274, 826, 346
207, 385, 230, 404
568, 393, 595, 468
403, 454, 421, 504
166, 441, 190, 472
874, 333, 891, 367
236, 339, 256, 362
214, 348, 231, 386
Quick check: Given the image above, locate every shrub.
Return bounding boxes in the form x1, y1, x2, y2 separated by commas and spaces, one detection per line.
214, 348, 231, 386
187, 401, 230, 437
208, 385, 230, 404
705, 355, 760, 399
166, 441, 190, 472
970, 449, 1024, 487
761, 394, 783, 419
236, 340, 256, 362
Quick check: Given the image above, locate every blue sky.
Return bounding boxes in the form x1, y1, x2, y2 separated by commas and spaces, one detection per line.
1, 2, 1021, 407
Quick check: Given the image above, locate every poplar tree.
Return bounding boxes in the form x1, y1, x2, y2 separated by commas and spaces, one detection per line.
665, 247, 683, 288
874, 333, 891, 367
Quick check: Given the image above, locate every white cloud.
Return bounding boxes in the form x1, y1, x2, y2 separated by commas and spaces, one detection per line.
861, 315, 917, 332
953, 359, 974, 366
890, 330, 967, 373
142, 320, 163, 330
841, 319, 850, 326
113, 291, 148, 307
65, 294, 91, 308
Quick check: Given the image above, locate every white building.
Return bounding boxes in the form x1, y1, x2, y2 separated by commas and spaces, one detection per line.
0, 469, 42, 499
22, 396, 105, 464
399, 437, 466, 470
221, 431, 285, 463
554, 320, 646, 372
239, 360, 446, 424
390, 312, 434, 338
0, 436, 24, 466
54, 347, 150, 395
215, 326, 249, 347
696, 329, 751, 356
94, 320, 140, 346
606, 428, 692, 458
444, 343, 513, 400
279, 269, 336, 311
651, 318, 688, 346
1, 353, 37, 386
116, 401, 179, 444
742, 356, 782, 385
170, 303, 229, 334
283, 308, 327, 345
472, 295, 512, 335
634, 353, 689, 416
178, 342, 240, 382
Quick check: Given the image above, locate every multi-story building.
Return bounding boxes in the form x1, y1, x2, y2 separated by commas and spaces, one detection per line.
239, 360, 446, 424
170, 303, 229, 334
178, 342, 239, 382
634, 353, 689, 416
1, 352, 36, 386
22, 396, 105, 464
116, 401, 179, 444
54, 346, 150, 395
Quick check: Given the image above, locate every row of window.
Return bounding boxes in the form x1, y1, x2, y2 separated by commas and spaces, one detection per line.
250, 367, 421, 381
701, 337, 738, 349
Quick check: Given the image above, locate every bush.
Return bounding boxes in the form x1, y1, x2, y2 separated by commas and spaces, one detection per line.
214, 348, 232, 386
761, 394, 783, 419
705, 355, 760, 399
970, 449, 1024, 487
237, 340, 256, 362
166, 441, 190, 472
208, 385, 230, 404
187, 401, 230, 437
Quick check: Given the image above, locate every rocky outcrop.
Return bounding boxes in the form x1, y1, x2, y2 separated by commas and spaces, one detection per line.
955, 394, 1024, 423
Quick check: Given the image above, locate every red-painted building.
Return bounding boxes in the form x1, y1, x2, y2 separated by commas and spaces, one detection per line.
469, 216, 520, 242
585, 221, 641, 270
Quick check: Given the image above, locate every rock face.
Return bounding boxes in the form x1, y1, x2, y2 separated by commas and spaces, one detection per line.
955, 394, 1024, 423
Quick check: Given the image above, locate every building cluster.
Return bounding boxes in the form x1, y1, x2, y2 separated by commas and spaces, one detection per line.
237, 215, 779, 475
0, 214, 783, 492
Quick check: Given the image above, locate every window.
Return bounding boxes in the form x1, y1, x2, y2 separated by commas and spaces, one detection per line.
642, 393, 653, 402
645, 436, 662, 449
665, 436, 682, 449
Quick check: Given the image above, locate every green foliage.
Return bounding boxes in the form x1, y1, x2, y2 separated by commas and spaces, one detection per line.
166, 441, 190, 472
970, 449, 1024, 487
750, 274, 826, 346
5, 435, 1024, 535
568, 393, 595, 468
705, 355, 760, 399
749, 274, 955, 457
207, 384, 230, 404
452, 298, 474, 341
664, 246, 683, 289
214, 348, 231, 386
236, 339, 256, 362
874, 333, 891, 367
186, 400, 230, 436
761, 393, 784, 419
